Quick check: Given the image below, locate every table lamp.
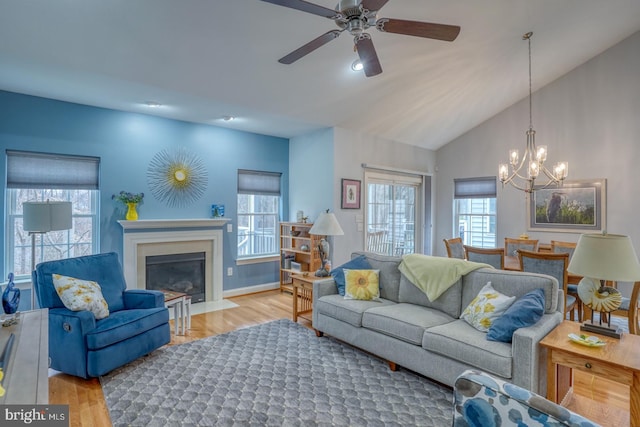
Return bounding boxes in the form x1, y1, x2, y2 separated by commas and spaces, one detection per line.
23, 201, 73, 309
309, 210, 344, 277
568, 232, 640, 338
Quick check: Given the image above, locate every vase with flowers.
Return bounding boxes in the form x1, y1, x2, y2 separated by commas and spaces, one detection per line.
112, 191, 144, 220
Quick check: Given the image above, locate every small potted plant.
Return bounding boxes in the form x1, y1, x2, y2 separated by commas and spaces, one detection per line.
112, 191, 144, 220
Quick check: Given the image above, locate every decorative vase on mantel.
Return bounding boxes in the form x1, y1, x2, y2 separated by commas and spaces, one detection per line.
126, 203, 139, 221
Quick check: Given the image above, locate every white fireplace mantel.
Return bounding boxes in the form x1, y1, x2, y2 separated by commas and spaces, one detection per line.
119, 219, 228, 302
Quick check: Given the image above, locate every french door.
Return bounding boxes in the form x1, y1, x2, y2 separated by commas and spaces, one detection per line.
364, 170, 424, 256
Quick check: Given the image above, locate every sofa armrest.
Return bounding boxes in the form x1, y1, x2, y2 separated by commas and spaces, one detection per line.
123, 289, 165, 309
454, 369, 600, 426
312, 278, 338, 326
511, 310, 563, 394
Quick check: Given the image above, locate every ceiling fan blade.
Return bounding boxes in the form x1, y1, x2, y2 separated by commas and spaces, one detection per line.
260, 0, 340, 19
376, 18, 460, 41
355, 34, 382, 77
361, 0, 389, 12
278, 30, 342, 64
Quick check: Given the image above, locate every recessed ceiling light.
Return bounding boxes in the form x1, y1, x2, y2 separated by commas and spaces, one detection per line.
222, 115, 235, 122
144, 101, 162, 108
351, 59, 363, 72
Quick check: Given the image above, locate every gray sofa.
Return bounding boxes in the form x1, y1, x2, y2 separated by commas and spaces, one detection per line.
312, 252, 564, 395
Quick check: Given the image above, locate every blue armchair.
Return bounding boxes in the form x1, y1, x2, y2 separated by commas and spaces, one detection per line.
33, 252, 170, 379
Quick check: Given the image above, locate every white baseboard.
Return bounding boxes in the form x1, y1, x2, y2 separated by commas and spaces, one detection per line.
223, 282, 280, 298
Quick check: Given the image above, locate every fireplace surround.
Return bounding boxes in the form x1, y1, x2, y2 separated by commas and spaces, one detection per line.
119, 219, 228, 302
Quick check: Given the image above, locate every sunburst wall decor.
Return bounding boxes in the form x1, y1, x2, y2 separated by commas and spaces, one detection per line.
147, 148, 208, 207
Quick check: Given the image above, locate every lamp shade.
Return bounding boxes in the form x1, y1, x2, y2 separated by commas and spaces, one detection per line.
23, 201, 73, 232
568, 233, 640, 282
309, 212, 344, 236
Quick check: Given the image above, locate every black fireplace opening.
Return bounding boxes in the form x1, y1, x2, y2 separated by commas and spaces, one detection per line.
145, 252, 206, 303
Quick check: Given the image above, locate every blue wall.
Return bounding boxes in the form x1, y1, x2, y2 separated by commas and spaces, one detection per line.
0, 90, 289, 290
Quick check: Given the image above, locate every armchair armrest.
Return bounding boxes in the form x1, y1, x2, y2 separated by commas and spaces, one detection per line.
48, 308, 97, 378
454, 370, 600, 427
124, 290, 165, 309
312, 278, 338, 326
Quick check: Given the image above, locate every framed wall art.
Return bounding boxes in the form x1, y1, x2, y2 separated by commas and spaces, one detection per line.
341, 179, 361, 209
528, 179, 606, 232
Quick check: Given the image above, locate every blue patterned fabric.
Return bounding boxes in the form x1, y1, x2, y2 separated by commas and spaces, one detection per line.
330, 255, 372, 296
33, 252, 171, 378
453, 370, 601, 426
487, 288, 545, 342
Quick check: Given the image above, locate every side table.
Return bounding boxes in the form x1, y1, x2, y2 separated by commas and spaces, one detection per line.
540, 320, 640, 423
160, 290, 188, 335
291, 274, 325, 323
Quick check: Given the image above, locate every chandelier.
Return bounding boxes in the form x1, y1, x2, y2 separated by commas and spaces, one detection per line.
499, 32, 568, 193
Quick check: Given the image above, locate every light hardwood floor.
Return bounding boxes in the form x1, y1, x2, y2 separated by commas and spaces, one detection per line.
49, 290, 628, 427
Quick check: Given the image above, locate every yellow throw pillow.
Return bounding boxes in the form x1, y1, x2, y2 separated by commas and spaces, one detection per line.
53, 274, 110, 319
461, 282, 515, 332
344, 269, 380, 301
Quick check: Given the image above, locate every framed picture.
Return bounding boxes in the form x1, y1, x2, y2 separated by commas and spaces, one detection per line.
527, 179, 606, 232
341, 179, 361, 209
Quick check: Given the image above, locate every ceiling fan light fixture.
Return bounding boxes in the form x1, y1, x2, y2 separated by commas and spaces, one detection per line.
351, 59, 364, 71
222, 115, 235, 122
144, 101, 162, 108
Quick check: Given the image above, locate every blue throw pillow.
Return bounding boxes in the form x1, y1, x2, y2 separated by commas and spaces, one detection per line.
487, 288, 545, 343
330, 255, 372, 296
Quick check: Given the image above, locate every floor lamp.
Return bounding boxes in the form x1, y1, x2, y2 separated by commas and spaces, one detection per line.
23, 201, 73, 309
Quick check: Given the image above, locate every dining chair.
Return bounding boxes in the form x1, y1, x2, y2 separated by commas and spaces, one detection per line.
464, 246, 504, 269
518, 250, 577, 321
504, 238, 539, 257
603, 281, 640, 335
443, 237, 465, 259
551, 240, 582, 320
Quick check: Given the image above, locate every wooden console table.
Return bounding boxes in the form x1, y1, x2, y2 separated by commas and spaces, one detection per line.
0, 309, 49, 404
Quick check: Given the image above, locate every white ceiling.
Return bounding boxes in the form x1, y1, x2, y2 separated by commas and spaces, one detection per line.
1, 1, 639, 150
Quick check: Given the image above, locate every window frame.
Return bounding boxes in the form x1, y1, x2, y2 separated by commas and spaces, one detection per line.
453, 177, 497, 248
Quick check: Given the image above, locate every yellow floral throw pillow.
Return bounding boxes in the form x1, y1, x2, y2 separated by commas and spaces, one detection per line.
461, 282, 515, 332
53, 274, 110, 319
344, 269, 380, 301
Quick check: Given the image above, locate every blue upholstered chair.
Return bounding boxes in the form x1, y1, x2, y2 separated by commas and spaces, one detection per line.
464, 245, 504, 269
504, 237, 538, 257
33, 252, 171, 378
453, 370, 600, 426
443, 237, 465, 259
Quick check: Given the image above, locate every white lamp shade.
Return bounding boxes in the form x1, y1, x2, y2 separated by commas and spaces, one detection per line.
568, 233, 640, 282
23, 201, 73, 232
309, 212, 344, 236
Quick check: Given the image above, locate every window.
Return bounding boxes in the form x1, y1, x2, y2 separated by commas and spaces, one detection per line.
365, 170, 423, 256
237, 169, 282, 259
454, 177, 497, 248
5, 151, 100, 278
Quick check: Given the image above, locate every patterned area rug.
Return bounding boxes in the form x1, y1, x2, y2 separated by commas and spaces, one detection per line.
100, 319, 453, 426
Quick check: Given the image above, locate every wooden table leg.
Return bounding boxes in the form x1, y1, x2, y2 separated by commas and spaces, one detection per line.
292, 283, 298, 322
547, 350, 557, 402
632, 371, 640, 424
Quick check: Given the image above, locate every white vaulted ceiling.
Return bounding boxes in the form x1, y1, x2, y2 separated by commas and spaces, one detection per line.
1, 0, 639, 150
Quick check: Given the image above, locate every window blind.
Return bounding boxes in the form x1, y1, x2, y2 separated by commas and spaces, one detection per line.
237, 169, 282, 196
6, 150, 100, 190
454, 177, 497, 199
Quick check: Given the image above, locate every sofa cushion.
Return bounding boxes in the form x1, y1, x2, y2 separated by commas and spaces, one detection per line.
461, 282, 516, 332
362, 303, 455, 345
423, 319, 513, 378
487, 288, 545, 343
398, 273, 462, 318
331, 255, 372, 296
315, 294, 395, 327
344, 269, 380, 301
351, 252, 402, 302
86, 307, 169, 350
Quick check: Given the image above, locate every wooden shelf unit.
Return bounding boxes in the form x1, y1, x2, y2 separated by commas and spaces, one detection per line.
279, 222, 323, 293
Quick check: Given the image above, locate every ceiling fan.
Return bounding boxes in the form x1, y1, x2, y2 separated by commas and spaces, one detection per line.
260, 0, 461, 77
